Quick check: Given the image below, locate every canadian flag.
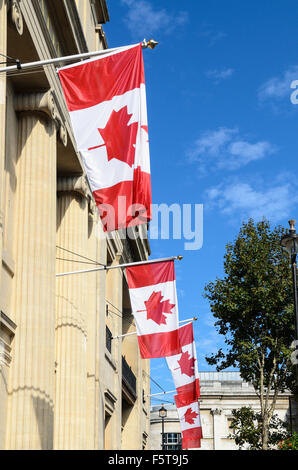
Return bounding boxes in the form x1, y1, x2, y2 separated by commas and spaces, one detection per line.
58, 44, 151, 231
175, 391, 203, 450
166, 322, 200, 399
126, 261, 181, 359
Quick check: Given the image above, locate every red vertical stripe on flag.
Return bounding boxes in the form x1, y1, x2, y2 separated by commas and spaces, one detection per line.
137, 329, 181, 359
58, 44, 145, 111
175, 390, 197, 408
180, 428, 202, 450
176, 379, 200, 398
126, 260, 175, 289
178, 322, 194, 347
93, 168, 151, 232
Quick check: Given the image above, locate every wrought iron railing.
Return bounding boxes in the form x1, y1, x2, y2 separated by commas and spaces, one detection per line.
122, 355, 137, 395
106, 325, 112, 353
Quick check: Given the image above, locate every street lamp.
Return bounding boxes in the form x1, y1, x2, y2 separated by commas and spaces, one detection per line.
159, 405, 167, 451
281, 219, 298, 390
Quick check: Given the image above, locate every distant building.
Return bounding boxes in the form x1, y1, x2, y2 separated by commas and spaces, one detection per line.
151, 404, 183, 450
150, 371, 298, 450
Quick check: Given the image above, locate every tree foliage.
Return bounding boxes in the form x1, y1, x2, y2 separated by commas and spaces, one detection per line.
278, 432, 298, 450
204, 219, 296, 449
228, 407, 289, 450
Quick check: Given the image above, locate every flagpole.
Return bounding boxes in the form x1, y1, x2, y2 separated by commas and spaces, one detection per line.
112, 318, 197, 339
0, 46, 123, 73
0, 39, 158, 74
56, 255, 182, 277
179, 317, 198, 324
145, 390, 176, 398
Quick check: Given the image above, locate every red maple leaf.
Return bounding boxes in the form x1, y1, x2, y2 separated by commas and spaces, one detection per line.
144, 291, 175, 325
184, 407, 198, 425
177, 351, 196, 378
88, 106, 138, 168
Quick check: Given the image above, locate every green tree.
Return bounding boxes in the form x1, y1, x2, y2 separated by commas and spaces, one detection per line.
204, 219, 296, 450
278, 431, 298, 450
228, 406, 289, 450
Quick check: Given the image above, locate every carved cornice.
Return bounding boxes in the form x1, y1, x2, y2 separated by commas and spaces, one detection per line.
104, 389, 117, 416
9, 0, 23, 35
56, 115, 68, 147
95, 24, 108, 49
88, 198, 98, 216
15, 90, 57, 119
57, 175, 91, 200
14, 90, 67, 146
91, 0, 110, 24
107, 232, 124, 262
0, 311, 17, 368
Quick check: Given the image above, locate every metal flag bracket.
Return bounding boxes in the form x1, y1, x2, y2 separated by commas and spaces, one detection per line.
0, 53, 22, 70
112, 317, 198, 340
0, 39, 158, 75
56, 255, 183, 277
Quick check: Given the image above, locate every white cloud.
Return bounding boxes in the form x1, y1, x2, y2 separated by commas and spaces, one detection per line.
200, 29, 227, 46
121, 0, 188, 37
227, 140, 276, 168
206, 68, 234, 83
187, 127, 276, 174
188, 127, 237, 161
258, 65, 298, 102
206, 177, 298, 223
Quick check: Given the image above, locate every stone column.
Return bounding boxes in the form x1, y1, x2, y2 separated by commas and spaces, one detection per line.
86, 201, 98, 450
105, 251, 123, 450
0, 0, 8, 450
211, 408, 222, 450
5, 91, 61, 449
86, 200, 107, 449
121, 321, 142, 449
55, 176, 89, 449
94, 220, 107, 450
85, 201, 107, 449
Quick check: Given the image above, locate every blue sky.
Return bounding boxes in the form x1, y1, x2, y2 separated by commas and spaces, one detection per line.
104, 0, 298, 403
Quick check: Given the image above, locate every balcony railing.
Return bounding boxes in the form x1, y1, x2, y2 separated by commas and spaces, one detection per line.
122, 355, 137, 397
106, 325, 112, 353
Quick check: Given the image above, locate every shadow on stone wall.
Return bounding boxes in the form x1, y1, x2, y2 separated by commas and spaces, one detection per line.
31, 393, 54, 450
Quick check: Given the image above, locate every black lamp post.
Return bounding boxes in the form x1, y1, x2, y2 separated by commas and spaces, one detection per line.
281, 219, 298, 389
159, 405, 167, 450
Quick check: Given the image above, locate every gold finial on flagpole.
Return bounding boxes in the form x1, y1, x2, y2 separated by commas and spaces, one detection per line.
142, 38, 159, 49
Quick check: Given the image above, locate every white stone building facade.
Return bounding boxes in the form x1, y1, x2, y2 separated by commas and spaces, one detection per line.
0, 0, 151, 450
150, 371, 298, 450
